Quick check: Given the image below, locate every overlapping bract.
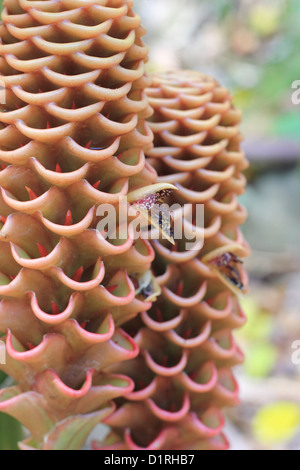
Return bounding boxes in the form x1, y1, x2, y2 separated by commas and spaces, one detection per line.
97, 71, 250, 450
0, 0, 157, 449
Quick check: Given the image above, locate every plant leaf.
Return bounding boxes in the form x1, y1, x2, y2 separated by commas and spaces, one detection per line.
42, 406, 114, 450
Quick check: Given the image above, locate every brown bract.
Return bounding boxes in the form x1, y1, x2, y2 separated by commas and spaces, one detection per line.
0, 0, 158, 450
97, 71, 250, 450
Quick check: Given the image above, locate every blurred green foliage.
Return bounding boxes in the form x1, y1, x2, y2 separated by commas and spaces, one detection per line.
0, 413, 24, 450
0, 374, 24, 450
238, 298, 278, 378
227, 0, 300, 139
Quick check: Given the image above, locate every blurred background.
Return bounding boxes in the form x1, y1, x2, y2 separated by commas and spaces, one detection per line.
0, 0, 300, 451
135, 0, 300, 451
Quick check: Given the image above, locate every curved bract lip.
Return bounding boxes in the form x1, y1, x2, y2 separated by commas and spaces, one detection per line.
72, 51, 126, 70
31, 35, 93, 55
5, 53, 61, 73
227, 299, 247, 329
0, 125, 18, 144
126, 377, 157, 402
163, 154, 212, 172
6, 23, 56, 41
96, 29, 136, 53
165, 320, 211, 349
118, 88, 148, 112
54, 314, 116, 347
0, 105, 31, 124
175, 182, 220, 203
89, 3, 129, 22
181, 91, 215, 108
100, 149, 145, 177
182, 214, 222, 241
10, 238, 73, 270
63, 136, 121, 162
206, 192, 238, 215
111, 60, 144, 83
51, 258, 105, 291
184, 113, 221, 132
30, 291, 83, 325
83, 81, 132, 102
144, 349, 188, 377
178, 361, 218, 393
74, 225, 135, 258
38, 206, 95, 236
123, 123, 153, 148
200, 329, 237, 360
192, 291, 233, 320
147, 145, 182, 159
161, 281, 207, 308
161, 129, 208, 148
206, 100, 231, 115
196, 164, 235, 183
211, 124, 240, 140
154, 263, 173, 285
15, 119, 74, 143
146, 392, 190, 423
191, 138, 229, 157
58, 18, 113, 39
45, 101, 105, 122
141, 309, 185, 333
0, 72, 33, 88
70, 178, 128, 204
36, 369, 134, 404
219, 148, 246, 165
123, 427, 179, 451
184, 258, 215, 279
5, 329, 71, 366
206, 432, 230, 451
1, 6, 31, 24
158, 104, 207, 120
41, 66, 101, 88
0, 269, 52, 299
85, 270, 136, 307
109, 329, 139, 360
149, 120, 178, 134
228, 203, 248, 225
223, 173, 247, 195
93, 112, 138, 136
0, 140, 37, 165
27, 6, 82, 24
36, 368, 95, 400
12, 85, 68, 106
147, 95, 180, 109
31, 158, 90, 187
213, 368, 240, 406
1, 186, 67, 219
182, 407, 225, 439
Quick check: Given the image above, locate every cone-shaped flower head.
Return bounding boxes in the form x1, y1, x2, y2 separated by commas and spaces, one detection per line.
95, 70, 250, 450
0, 0, 163, 450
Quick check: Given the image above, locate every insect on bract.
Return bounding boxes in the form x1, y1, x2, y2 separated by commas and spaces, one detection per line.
202, 243, 250, 296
